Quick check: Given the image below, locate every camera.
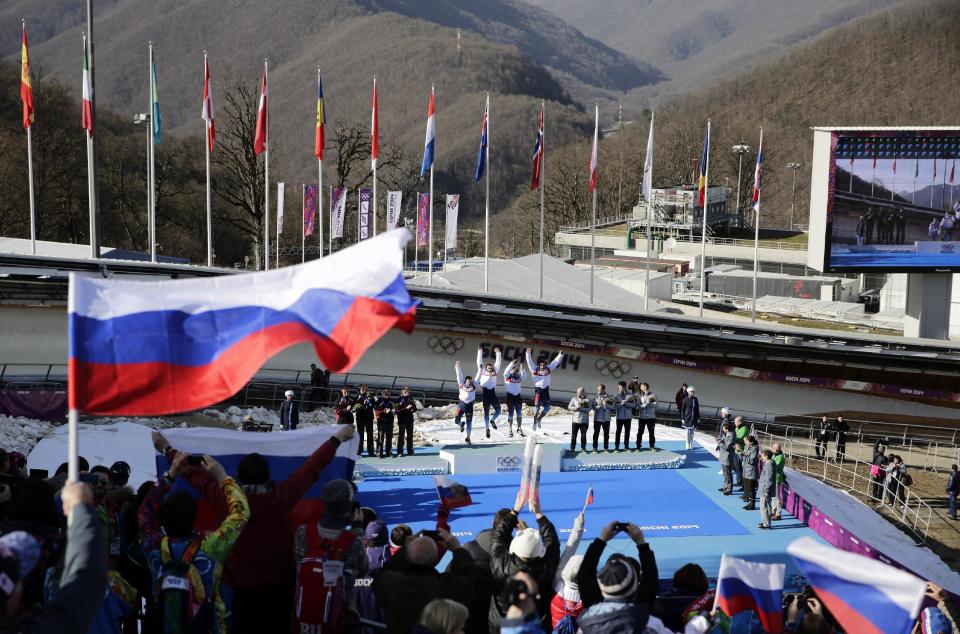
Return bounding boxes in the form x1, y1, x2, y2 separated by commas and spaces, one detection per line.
419, 529, 441, 541
188, 455, 204, 466
501, 578, 529, 608
614, 522, 630, 532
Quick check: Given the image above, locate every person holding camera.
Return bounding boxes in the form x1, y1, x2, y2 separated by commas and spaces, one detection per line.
489, 490, 560, 631
500, 571, 548, 634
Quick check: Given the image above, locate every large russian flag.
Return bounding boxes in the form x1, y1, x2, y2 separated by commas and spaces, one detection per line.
69, 229, 416, 415
787, 537, 926, 634
714, 554, 785, 633
158, 426, 359, 530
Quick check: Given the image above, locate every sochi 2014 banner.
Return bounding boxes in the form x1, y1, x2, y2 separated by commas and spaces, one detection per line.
387, 190, 402, 230
445, 194, 459, 251
416, 192, 430, 247
303, 184, 318, 237
359, 187, 372, 241
330, 186, 346, 239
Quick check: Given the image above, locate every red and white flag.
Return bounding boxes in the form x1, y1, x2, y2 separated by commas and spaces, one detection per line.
20, 22, 34, 129
530, 103, 544, 190
253, 63, 268, 156
201, 54, 215, 152
588, 104, 599, 192
371, 77, 379, 165
81, 35, 93, 136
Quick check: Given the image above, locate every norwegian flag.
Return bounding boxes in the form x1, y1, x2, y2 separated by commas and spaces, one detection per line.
253, 63, 267, 156
530, 103, 544, 190
751, 129, 764, 212
201, 54, 215, 152
588, 104, 599, 192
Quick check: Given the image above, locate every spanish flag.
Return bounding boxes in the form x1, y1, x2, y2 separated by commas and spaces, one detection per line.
20, 22, 34, 129
314, 70, 325, 160
697, 122, 710, 208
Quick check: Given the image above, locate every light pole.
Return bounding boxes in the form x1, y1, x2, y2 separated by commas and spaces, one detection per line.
788, 162, 802, 230
732, 144, 751, 214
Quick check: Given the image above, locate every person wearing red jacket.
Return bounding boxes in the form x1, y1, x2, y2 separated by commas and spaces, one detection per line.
151, 425, 355, 634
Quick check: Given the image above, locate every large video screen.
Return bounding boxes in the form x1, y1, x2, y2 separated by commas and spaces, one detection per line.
819, 130, 960, 272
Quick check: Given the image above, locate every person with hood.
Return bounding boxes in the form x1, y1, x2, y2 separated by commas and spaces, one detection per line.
372, 530, 478, 633
717, 421, 735, 496
489, 491, 561, 631
525, 347, 566, 428
476, 345, 503, 438
355, 520, 391, 634
568, 388, 592, 452
280, 389, 299, 430
592, 384, 615, 452
613, 381, 635, 451
502, 358, 528, 438
457, 508, 512, 634
549, 512, 585, 629
741, 435, 759, 511
680, 387, 699, 450
454, 360, 478, 444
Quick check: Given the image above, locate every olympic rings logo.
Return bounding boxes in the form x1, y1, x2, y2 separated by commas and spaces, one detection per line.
595, 359, 631, 378
427, 336, 465, 355
496, 456, 522, 466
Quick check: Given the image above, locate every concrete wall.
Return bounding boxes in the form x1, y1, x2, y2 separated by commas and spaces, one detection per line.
4, 305, 957, 420
881, 273, 960, 337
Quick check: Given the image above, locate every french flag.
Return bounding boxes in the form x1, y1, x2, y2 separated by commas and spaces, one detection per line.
420, 86, 436, 176
787, 537, 926, 634
713, 554, 785, 633
68, 230, 417, 416
158, 426, 359, 530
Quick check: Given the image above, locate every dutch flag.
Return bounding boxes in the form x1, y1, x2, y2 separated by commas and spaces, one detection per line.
420, 86, 436, 177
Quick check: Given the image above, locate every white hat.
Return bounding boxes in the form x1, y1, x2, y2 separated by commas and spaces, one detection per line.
508, 528, 546, 559
721, 407, 730, 415
687, 386, 696, 393
561, 554, 584, 589
284, 390, 295, 397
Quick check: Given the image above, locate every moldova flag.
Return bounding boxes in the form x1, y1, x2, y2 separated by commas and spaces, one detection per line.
713, 554, 785, 633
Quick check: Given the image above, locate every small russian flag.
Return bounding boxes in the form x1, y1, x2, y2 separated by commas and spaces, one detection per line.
435, 475, 472, 510
581, 485, 594, 514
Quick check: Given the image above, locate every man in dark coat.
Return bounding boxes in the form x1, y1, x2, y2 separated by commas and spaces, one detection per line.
456, 508, 512, 634
833, 415, 849, 461
279, 390, 299, 430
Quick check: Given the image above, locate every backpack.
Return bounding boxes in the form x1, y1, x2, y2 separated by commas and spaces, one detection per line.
155, 536, 212, 634
901, 472, 914, 487
553, 614, 577, 634
295, 526, 358, 633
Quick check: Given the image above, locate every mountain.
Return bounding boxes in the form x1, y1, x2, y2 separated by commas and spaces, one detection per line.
525, 0, 909, 100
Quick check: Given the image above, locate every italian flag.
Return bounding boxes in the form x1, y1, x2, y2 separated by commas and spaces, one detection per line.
81, 36, 93, 136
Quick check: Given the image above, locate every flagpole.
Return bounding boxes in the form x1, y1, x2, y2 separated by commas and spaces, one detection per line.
913, 159, 918, 206
204, 52, 213, 267
538, 100, 545, 299
428, 85, 434, 288
276, 184, 280, 266
589, 103, 598, 305
83, 33, 97, 259
263, 59, 270, 271
318, 163, 324, 258
301, 184, 305, 263
942, 156, 948, 209
484, 92, 490, 293
372, 76, 378, 239
752, 128, 764, 323
643, 109, 654, 313
327, 186, 332, 256
698, 119, 711, 318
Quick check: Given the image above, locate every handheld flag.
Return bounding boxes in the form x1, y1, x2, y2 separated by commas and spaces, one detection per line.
81, 35, 93, 136
68, 230, 417, 415
371, 77, 379, 165
434, 475, 472, 509
697, 123, 710, 208
475, 96, 488, 183
713, 554, 785, 633
641, 110, 654, 202
201, 54, 215, 152
751, 129, 764, 213
20, 22, 34, 129
787, 537, 926, 634
420, 87, 435, 176
253, 63, 268, 156
314, 71, 325, 159
588, 104, 599, 192
530, 103, 544, 190
580, 485, 594, 515
150, 52, 161, 145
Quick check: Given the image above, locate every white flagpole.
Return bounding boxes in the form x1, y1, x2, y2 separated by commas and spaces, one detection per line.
643, 109, 654, 312
752, 128, 764, 323
327, 186, 332, 256
589, 103, 598, 305
538, 100, 545, 299
428, 85, 435, 287
372, 76, 378, 239
698, 119, 711, 317
318, 164, 324, 258
84, 33, 97, 259
263, 59, 270, 271
484, 92, 490, 293
27, 124, 36, 255
204, 52, 213, 267
148, 42, 156, 263
276, 183, 281, 266
301, 184, 306, 263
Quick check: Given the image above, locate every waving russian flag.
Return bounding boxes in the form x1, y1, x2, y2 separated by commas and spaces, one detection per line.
787, 537, 926, 634
68, 230, 417, 415
420, 86, 435, 176
714, 554, 785, 633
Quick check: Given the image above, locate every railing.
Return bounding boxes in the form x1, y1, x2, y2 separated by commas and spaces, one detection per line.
754, 429, 934, 544
557, 211, 634, 233
663, 233, 808, 252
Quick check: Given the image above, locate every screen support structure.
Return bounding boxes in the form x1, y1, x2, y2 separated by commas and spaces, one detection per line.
904, 273, 952, 339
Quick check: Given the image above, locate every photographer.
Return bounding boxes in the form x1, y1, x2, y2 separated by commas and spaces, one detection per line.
576, 521, 659, 612
500, 572, 547, 634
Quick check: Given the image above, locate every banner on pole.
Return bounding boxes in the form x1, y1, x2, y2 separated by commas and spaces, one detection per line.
276, 182, 285, 233
387, 191, 402, 230
303, 184, 318, 237
359, 188, 372, 241
445, 194, 459, 251
416, 193, 430, 247
331, 187, 346, 239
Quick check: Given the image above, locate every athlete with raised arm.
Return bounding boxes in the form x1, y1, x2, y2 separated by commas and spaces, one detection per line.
525, 347, 565, 429
476, 345, 503, 438
502, 356, 528, 437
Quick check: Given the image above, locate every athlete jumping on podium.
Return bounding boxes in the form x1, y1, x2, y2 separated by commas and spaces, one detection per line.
454, 360, 477, 444
526, 347, 565, 429
502, 356, 527, 437
476, 345, 503, 438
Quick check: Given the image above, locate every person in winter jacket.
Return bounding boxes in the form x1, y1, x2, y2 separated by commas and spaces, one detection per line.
758, 451, 775, 529
502, 358, 528, 437
680, 387, 699, 450
947, 464, 960, 520
613, 381, 635, 451
374, 389, 395, 458
884, 454, 908, 507
0, 482, 106, 634
372, 530, 479, 633
476, 345, 503, 438
139, 452, 250, 634
652, 563, 712, 632
592, 385, 615, 452
549, 512, 585, 629
454, 361, 478, 444
812, 415, 830, 460
674, 383, 688, 412
833, 415, 849, 460
576, 521, 659, 612
525, 347, 565, 428
568, 388, 592, 452
355, 386, 377, 457
732, 416, 749, 488
489, 492, 561, 631
335, 387, 356, 425
395, 386, 418, 456
413, 598, 469, 634
500, 572, 548, 634
456, 508, 512, 634
717, 421, 735, 496
636, 383, 658, 451
770, 442, 787, 521
741, 436, 759, 511
279, 390, 299, 431
355, 520, 391, 634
